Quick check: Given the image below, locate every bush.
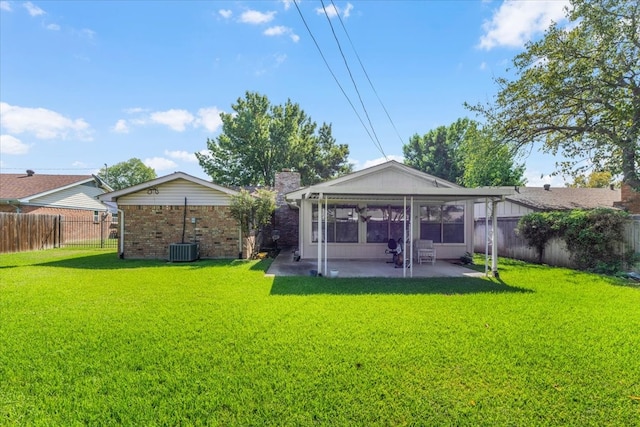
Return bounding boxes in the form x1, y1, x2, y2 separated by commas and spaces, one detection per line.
517, 208, 630, 274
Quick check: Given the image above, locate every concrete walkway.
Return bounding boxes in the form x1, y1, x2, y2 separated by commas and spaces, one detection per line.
266, 249, 485, 278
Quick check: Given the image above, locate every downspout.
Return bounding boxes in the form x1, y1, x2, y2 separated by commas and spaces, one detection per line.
118, 208, 125, 257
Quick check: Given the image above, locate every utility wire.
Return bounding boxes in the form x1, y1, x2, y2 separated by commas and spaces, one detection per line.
330, 0, 405, 146
319, 0, 387, 159
292, 0, 385, 158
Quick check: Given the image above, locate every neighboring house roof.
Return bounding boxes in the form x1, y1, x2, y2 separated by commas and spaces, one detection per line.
505, 186, 621, 211
286, 160, 513, 202
0, 172, 112, 210
99, 171, 239, 202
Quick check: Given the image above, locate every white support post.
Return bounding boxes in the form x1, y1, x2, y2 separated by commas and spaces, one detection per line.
491, 199, 499, 278
485, 198, 489, 275
317, 195, 322, 276
410, 196, 414, 278
403, 196, 407, 278
324, 197, 328, 277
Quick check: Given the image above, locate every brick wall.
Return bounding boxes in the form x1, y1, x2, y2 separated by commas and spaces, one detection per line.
618, 184, 640, 214
273, 170, 301, 248
121, 204, 240, 260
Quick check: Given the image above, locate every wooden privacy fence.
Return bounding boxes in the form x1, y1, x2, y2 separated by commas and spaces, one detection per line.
0, 213, 118, 253
474, 215, 640, 269
0, 212, 60, 253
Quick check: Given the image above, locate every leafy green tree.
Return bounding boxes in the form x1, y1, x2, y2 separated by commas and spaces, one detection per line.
196, 91, 352, 187
568, 171, 614, 188
230, 188, 276, 258
403, 118, 467, 184
403, 118, 524, 187
459, 122, 526, 187
467, 0, 640, 190
99, 158, 156, 190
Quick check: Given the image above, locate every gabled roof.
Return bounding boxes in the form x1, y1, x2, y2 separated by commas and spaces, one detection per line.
99, 171, 239, 202
0, 173, 110, 202
287, 160, 513, 202
505, 186, 621, 211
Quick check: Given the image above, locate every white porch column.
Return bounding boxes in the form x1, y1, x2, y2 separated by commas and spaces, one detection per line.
491, 199, 499, 277
403, 196, 407, 278
317, 194, 323, 276
410, 196, 414, 278
324, 197, 328, 276
485, 198, 489, 275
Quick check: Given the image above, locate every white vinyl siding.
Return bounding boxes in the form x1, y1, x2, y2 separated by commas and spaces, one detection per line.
30, 183, 107, 211
116, 179, 232, 206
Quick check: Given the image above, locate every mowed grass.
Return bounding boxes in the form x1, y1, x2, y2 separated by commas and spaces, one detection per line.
1, 249, 639, 426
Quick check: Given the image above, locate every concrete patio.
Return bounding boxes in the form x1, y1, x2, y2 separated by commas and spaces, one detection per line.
266, 249, 486, 278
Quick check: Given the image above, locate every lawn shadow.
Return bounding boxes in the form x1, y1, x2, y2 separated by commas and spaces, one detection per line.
270, 276, 533, 296
30, 253, 252, 271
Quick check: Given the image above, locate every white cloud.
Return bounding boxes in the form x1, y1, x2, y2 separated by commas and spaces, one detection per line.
240, 10, 276, 25
219, 9, 232, 19
479, 0, 569, 50
195, 107, 223, 133
0, 102, 93, 140
264, 25, 299, 42
264, 25, 287, 36
46, 23, 60, 31
316, 2, 353, 19
24, 1, 45, 16
0, 134, 30, 155
360, 155, 404, 170
150, 109, 194, 132
124, 107, 147, 114
165, 150, 197, 163
144, 157, 178, 172
112, 119, 129, 133
479, 61, 487, 70
281, 0, 294, 11
0, 1, 12, 12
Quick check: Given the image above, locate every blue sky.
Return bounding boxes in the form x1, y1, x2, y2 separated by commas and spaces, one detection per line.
1, 0, 571, 186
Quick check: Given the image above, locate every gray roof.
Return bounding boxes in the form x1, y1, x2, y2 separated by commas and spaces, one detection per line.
507, 186, 621, 211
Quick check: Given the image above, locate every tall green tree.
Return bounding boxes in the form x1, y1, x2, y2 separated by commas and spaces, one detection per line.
460, 122, 526, 187
403, 118, 524, 187
568, 171, 614, 188
403, 118, 467, 184
196, 91, 352, 187
98, 158, 156, 191
467, 0, 640, 190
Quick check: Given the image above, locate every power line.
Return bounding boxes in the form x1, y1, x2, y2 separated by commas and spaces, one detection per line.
292, 0, 386, 158
330, 0, 405, 146
319, 0, 387, 159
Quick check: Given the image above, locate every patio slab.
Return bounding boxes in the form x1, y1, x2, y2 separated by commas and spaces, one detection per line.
266, 250, 485, 278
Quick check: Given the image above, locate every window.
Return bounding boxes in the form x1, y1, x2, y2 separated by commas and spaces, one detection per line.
93, 210, 99, 223
419, 205, 464, 243
366, 205, 409, 243
312, 204, 358, 243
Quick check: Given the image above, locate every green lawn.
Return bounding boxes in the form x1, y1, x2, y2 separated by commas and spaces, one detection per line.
1, 249, 639, 426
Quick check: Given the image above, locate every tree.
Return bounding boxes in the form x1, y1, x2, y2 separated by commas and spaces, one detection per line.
467, 0, 640, 190
403, 118, 525, 187
403, 118, 466, 184
230, 188, 276, 258
459, 122, 526, 187
98, 158, 156, 191
196, 91, 352, 187
568, 170, 614, 188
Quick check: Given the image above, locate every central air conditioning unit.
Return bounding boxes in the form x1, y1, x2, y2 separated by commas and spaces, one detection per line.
169, 243, 199, 262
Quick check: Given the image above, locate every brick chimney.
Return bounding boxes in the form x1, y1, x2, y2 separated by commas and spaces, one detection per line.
273, 169, 301, 248
615, 183, 640, 214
